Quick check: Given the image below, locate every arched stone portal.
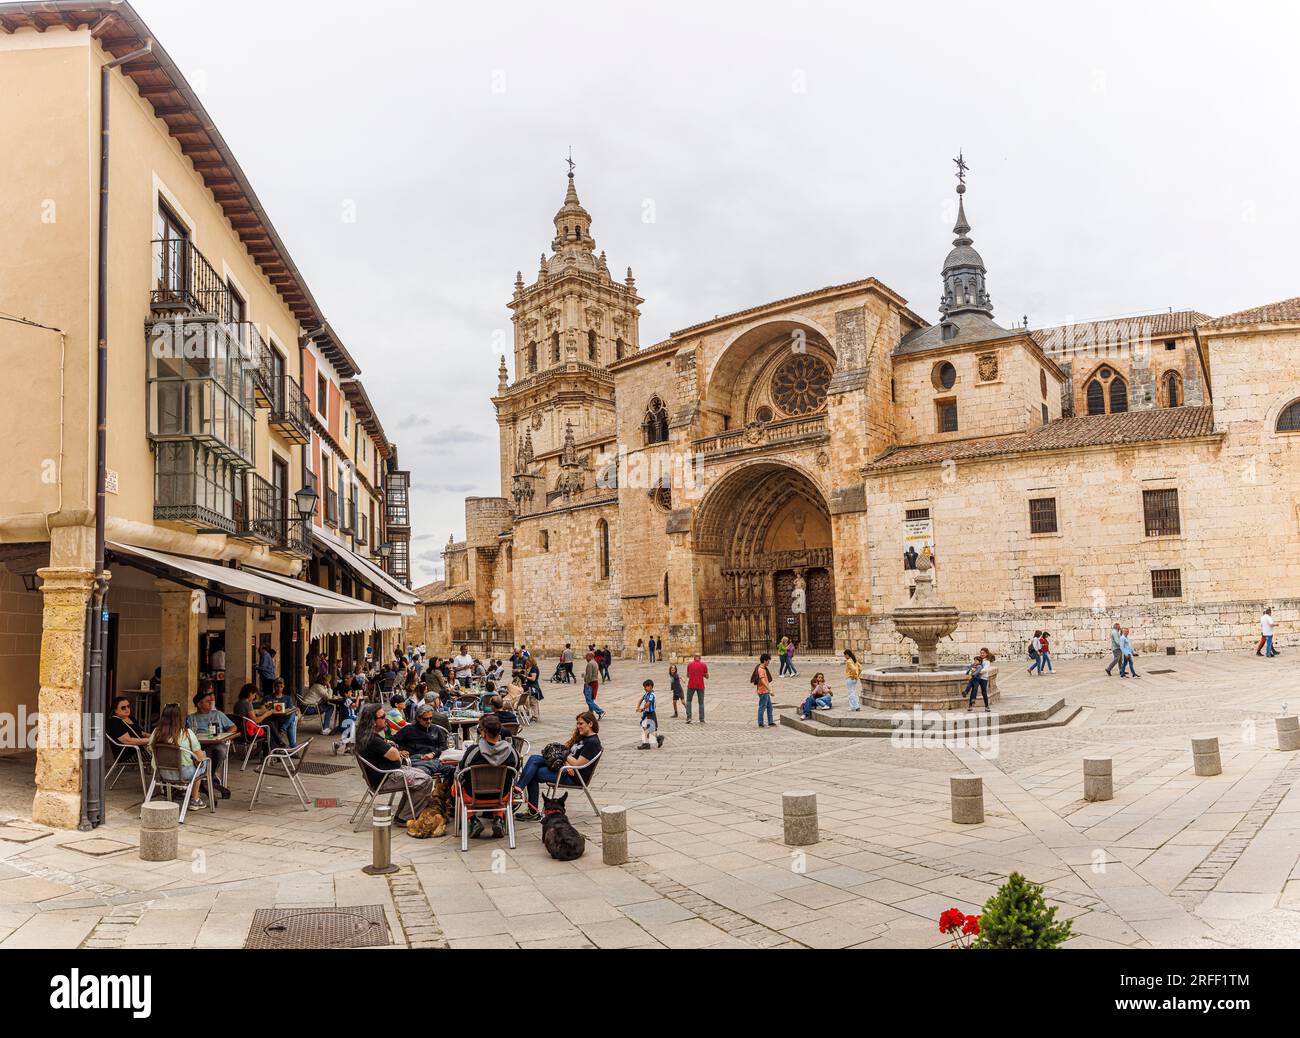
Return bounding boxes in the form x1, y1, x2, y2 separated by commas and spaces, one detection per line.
694, 462, 836, 656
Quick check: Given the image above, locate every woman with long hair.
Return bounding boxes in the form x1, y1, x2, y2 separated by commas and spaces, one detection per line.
753, 654, 775, 728
800, 672, 833, 720
513, 711, 603, 821
354, 702, 433, 824
148, 702, 208, 809
668, 662, 684, 718
844, 649, 862, 712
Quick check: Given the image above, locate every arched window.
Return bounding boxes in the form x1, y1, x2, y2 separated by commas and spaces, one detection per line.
597, 520, 610, 580
588, 330, 598, 362
644, 397, 670, 445
1109, 376, 1128, 414
527, 341, 538, 374
1278, 399, 1300, 432
551, 331, 561, 364
1163, 371, 1182, 408
1086, 379, 1105, 416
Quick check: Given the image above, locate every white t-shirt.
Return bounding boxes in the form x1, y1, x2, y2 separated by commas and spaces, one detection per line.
1261, 613, 1276, 636
453, 654, 475, 678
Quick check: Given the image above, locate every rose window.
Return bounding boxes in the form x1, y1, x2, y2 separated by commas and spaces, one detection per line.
771, 354, 831, 417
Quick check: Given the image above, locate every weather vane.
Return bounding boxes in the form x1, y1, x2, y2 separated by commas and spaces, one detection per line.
954, 151, 969, 188
566, 146, 575, 178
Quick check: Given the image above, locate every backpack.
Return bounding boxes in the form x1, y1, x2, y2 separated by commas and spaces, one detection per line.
542, 742, 568, 771
1027, 640, 1039, 658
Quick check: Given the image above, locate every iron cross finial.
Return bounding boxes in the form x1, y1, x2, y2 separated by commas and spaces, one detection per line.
954, 151, 969, 187
566, 147, 576, 178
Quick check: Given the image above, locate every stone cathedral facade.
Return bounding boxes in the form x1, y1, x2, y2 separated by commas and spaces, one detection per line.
424, 166, 1300, 663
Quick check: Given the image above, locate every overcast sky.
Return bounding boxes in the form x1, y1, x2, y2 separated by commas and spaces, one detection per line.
134, 0, 1300, 586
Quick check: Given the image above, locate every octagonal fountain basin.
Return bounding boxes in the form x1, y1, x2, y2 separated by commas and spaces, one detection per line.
860, 664, 1000, 711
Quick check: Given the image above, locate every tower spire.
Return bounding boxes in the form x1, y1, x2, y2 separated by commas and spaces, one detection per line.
939, 152, 994, 320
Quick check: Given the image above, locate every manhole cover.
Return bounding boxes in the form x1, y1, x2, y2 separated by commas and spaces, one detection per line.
298, 762, 352, 776
244, 906, 390, 949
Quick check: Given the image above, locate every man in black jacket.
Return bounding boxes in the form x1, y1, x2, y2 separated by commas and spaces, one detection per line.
392, 705, 450, 777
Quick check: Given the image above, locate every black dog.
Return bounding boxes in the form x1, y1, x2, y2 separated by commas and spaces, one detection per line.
541, 792, 586, 861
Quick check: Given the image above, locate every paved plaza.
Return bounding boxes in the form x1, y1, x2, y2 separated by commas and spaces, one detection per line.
0, 651, 1298, 950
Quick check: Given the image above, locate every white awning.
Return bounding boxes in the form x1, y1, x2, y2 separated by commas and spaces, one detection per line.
310, 530, 418, 616
249, 566, 404, 634
107, 541, 401, 639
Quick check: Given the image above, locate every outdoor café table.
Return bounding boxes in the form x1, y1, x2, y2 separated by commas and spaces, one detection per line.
447, 712, 483, 747
196, 729, 239, 789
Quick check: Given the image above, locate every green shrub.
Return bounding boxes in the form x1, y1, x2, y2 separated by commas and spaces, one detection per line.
974, 872, 1072, 949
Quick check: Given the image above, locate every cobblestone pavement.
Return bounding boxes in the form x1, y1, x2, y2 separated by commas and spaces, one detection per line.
1, 650, 1297, 949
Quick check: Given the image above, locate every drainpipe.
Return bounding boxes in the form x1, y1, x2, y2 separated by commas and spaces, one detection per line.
81, 37, 154, 831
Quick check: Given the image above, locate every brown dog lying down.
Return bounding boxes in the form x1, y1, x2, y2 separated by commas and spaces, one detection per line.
406, 775, 453, 838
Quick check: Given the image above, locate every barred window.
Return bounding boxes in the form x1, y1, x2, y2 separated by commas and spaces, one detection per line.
1278, 399, 1300, 432
937, 400, 958, 433
905, 508, 931, 523
1151, 568, 1182, 599
1029, 497, 1058, 534
1143, 488, 1181, 537
1033, 575, 1062, 604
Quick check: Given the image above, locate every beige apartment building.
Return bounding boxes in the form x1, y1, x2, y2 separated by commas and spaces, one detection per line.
427, 165, 1299, 663
0, 2, 415, 829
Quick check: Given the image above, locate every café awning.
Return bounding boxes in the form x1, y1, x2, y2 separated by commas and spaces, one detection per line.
310, 530, 418, 616
107, 541, 401, 639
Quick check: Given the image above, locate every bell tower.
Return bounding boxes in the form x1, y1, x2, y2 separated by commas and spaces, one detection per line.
508, 159, 642, 378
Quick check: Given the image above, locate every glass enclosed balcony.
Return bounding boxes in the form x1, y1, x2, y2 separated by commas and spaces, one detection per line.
154, 442, 239, 533
146, 318, 256, 468
385, 470, 411, 530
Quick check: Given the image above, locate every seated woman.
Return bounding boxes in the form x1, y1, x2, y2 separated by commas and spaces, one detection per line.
107, 696, 150, 747
148, 703, 208, 809
300, 678, 338, 734
354, 703, 434, 825
799, 673, 834, 720
514, 712, 602, 822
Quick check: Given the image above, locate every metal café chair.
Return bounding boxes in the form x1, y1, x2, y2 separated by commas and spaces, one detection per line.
452, 763, 519, 852
249, 738, 313, 813
546, 750, 603, 816
142, 742, 214, 824
238, 714, 276, 771
105, 734, 150, 794
351, 752, 417, 832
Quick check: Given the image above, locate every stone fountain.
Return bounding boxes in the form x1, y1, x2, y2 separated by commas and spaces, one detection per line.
859, 549, 998, 710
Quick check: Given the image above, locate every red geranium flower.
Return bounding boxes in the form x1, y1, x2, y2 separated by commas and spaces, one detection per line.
939, 908, 966, 934
962, 915, 981, 936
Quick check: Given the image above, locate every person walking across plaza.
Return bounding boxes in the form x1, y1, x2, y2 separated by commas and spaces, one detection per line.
1037, 631, 1054, 673
636, 637, 646, 663
776, 636, 790, 676
561, 643, 576, 683
787, 639, 800, 677
637, 679, 665, 749
1258, 607, 1279, 657
668, 662, 684, 718
582, 652, 605, 718
1027, 631, 1042, 675
1105, 623, 1124, 676
1119, 628, 1139, 677
753, 653, 775, 728
257, 645, 278, 697
844, 649, 862, 712
685, 652, 709, 724
648, 635, 658, 664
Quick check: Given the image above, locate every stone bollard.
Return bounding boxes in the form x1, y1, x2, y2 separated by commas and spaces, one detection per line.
782, 790, 819, 846
601, 805, 629, 866
950, 774, 984, 824
1083, 757, 1114, 802
1276, 717, 1300, 752
1192, 735, 1222, 777
139, 801, 179, 862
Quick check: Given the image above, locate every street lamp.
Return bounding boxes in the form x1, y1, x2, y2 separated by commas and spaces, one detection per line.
294, 483, 318, 522
377, 542, 393, 558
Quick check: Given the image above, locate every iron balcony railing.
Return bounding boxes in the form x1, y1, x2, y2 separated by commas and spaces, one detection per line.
151, 238, 228, 315
249, 332, 311, 445
146, 318, 256, 468
234, 471, 312, 557
324, 488, 339, 527
343, 498, 357, 535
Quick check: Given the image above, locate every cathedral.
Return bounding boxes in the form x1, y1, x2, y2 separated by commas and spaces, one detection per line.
417, 162, 1300, 663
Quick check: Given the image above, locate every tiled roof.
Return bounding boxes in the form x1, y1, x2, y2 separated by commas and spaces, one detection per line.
412, 581, 446, 603
1031, 310, 1210, 353
426, 584, 474, 606
867, 406, 1217, 472
1204, 297, 1300, 329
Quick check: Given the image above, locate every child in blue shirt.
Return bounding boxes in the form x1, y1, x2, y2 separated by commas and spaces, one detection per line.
637, 680, 665, 749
